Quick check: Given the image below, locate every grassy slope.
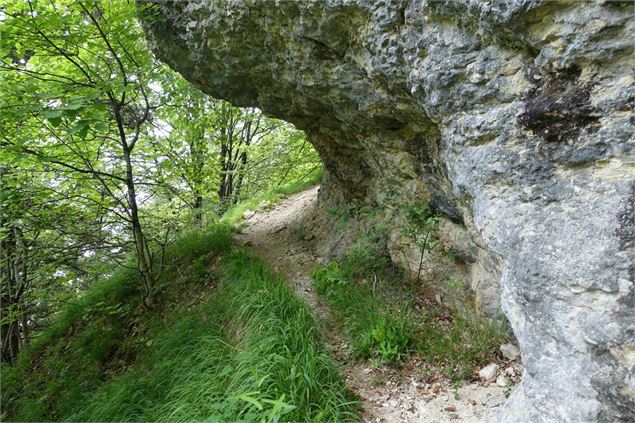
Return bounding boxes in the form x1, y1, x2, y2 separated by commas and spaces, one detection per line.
1, 223, 357, 422
2, 168, 499, 421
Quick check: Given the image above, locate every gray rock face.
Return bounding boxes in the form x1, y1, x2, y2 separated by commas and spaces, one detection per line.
141, 1, 634, 421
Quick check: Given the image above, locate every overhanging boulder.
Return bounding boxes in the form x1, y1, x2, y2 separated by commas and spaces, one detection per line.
141, 1, 634, 421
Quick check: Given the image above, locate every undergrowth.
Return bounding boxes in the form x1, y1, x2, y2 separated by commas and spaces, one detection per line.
313, 261, 413, 364
312, 229, 506, 379
2, 222, 358, 422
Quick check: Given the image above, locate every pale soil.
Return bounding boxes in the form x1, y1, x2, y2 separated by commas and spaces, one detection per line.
234, 186, 510, 422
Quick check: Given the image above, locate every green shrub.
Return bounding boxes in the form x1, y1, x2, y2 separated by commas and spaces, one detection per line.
326, 206, 352, 231
444, 277, 464, 289
369, 314, 411, 363
313, 261, 348, 295
342, 228, 391, 279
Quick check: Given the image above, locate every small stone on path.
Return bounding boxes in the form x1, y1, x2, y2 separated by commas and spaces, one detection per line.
479, 363, 500, 382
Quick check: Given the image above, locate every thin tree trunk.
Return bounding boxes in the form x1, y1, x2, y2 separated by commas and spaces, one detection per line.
123, 146, 154, 306
218, 138, 228, 201
1, 229, 21, 363
20, 305, 29, 348
233, 151, 248, 204
416, 231, 430, 285
193, 193, 203, 227
190, 134, 205, 227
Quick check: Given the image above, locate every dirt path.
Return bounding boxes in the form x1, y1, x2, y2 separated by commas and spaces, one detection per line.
234, 186, 509, 422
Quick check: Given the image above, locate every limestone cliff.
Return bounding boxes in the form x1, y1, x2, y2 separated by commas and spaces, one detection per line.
141, 1, 634, 421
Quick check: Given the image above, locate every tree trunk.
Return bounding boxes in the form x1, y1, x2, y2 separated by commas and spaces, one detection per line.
193, 193, 203, 227
232, 151, 248, 204
0, 228, 21, 363
190, 135, 205, 227
19, 304, 29, 348
123, 146, 154, 306
217, 126, 228, 202
1, 321, 20, 364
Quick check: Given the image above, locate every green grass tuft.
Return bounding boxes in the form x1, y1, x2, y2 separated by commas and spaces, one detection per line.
312, 262, 413, 363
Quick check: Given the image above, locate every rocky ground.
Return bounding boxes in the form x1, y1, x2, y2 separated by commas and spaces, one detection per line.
234, 187, 521, 422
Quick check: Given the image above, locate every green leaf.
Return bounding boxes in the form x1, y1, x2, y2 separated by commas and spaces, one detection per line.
62, 95, 85, 110
63, 109, 79, 120
63, 99, 84, 111
70, 120, 90, 138
92, 121, 109, 132
48, 116, 63, 127
78, 125, 90, 139
43, 109, 63, 118
232, 392, 263, 410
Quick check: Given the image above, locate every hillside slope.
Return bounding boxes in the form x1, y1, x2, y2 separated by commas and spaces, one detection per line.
1, 226, 357, 422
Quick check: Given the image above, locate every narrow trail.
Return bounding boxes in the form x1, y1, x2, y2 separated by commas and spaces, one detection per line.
234, 186, 509, 422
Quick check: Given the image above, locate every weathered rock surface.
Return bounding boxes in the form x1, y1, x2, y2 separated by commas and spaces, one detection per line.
141, 1, 634, 421
500, 343, 521, 361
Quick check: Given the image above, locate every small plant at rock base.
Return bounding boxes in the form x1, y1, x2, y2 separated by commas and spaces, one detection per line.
453, 383, 462, 400
368, 314, 411, 363
354, 204, 384, 219
444, 277, 464, 289
312, 262, 348, 295
326, 206, 352, 230
445, 248, 459, 261
414, 307, 507, 381
342, 223, 391, 279
326, 207, 340, 217
399, 202, 439, 285
504, 385, 513, 398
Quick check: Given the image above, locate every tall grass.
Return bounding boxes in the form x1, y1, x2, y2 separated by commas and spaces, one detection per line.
66, 250, 357, 422
2, 225, 358, 422
313, 261, 414, 364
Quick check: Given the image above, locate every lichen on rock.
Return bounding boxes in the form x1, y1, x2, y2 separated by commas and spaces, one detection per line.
140, 1, 635, 421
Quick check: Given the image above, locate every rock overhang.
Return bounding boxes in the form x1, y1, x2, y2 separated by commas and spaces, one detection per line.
141, 1, 635, 421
